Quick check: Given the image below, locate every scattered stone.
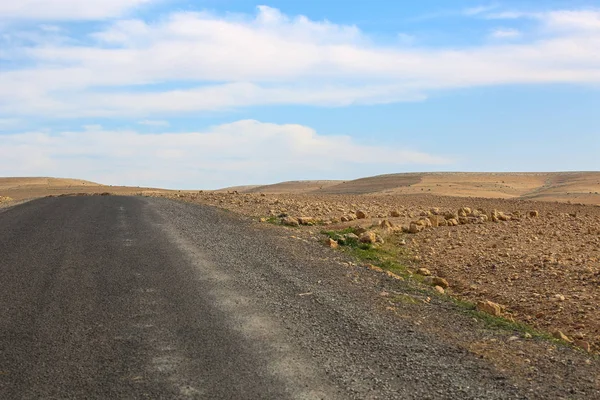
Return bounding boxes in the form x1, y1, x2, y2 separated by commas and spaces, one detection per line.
574, 339, 591, 352
359, 231, 377, 244
432, 277, 449, 289
366, 264, 384, 273
297, 216, 315, 225
409, 222, 424, 234
428, 215, 440, 227
434, 285, 445, 294
281, 216, 299, 227
476, 300, 503, 317
325, 238, 339, 248
356, 210, 368, 219
345, 233, 359, 241
447, 218, 459, 226
379, 219, 394, 229
417, 267, 432, 276
553, 330, 573, 343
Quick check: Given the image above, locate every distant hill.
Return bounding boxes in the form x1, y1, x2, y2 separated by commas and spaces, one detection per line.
224, 172, 600, 205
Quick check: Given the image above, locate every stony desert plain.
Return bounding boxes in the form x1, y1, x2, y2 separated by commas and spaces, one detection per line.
2, 172, 600, 357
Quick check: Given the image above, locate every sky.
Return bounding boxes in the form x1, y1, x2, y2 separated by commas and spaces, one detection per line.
1, 0, 599, 189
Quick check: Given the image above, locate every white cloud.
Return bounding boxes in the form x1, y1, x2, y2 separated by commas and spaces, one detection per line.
0, 0, 153, 20
490, 28, 521, 39
138, 119, 170, 127
1, 6, 600, 117
464, 4, 499, 16
0, 120, 449, 188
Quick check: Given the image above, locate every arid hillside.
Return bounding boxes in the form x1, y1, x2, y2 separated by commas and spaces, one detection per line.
0, 177, 173, 202
227, 172, 600, 205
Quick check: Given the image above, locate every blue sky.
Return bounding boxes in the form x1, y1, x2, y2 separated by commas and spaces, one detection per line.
1, 1, 599, 189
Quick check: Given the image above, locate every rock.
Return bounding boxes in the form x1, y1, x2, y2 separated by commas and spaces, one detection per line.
398, 239, 407, 246
354, 226, 368, 235
375, 235, 385, 244
281, 216, 299, 226
497, 212, 511, 221
553, 330, 573, 343
390, 210, 401, 217
419, 218, 432, 228
437, 218, 448, 227
345, 233, 359, 241
417, 267, 432, 276
359, 231, 377, 244
428, 215, 440, 227
458, 216, 469, 225
325, 238, 339, 248
434, 285, 445, 294
432, 277, 449, 288
356, 210, 368, 219
458, 207, 471, 217
409, 222, 424, 234
259, 217, 268, 223
298, 216, 315, 225
574, 339, 591, 352
430, 207, 440, 215
445, 211, 458, 220
476, 300, 503, 317
366, 264, 384, 273
447, 218, 459, 226
529, 210, 539, 218
340, 216, 349, 222
379, 219, 394, 229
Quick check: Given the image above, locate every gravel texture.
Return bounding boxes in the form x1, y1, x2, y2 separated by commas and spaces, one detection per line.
0, 196, 598, 399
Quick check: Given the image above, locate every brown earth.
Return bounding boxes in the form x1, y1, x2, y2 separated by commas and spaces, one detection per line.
228, 172, 600, 205
0, 177, 176, 203
148, 189, 600, 355
2, 174, 600, 352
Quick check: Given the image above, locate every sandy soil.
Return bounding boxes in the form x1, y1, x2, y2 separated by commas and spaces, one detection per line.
2, 174, 599, 353
0, 177, 175, 202
228, 172, 600, 205
150, 189, 600, 354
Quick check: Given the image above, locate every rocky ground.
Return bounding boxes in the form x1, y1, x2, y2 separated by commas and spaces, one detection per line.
147, 190, 600, 354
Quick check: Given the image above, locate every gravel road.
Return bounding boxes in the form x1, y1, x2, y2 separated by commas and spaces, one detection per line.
0, 196, 562, 399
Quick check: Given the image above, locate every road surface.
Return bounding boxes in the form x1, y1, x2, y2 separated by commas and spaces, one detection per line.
0, 196, 530, 399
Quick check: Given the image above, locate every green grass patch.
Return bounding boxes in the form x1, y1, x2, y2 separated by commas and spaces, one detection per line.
322, 227, 564, 344
322, 228, 413, 277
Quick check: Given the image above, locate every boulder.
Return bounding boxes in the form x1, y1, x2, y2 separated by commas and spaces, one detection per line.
359, 231, 377, 244
409, 222, 424, 234
325, 238, 339, 248
476, 300, 503, 317
553, 330, 573, 343
281, 216, 299, 227
379, 219, 394, 229
356, 210, 368, 219
428, 215, 440, 227
432, 277, 449, 289
497, 212, 511, 222
297, 216, 315, 225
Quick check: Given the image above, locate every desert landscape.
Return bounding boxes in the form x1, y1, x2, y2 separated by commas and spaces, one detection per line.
2, 172, 599, 355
